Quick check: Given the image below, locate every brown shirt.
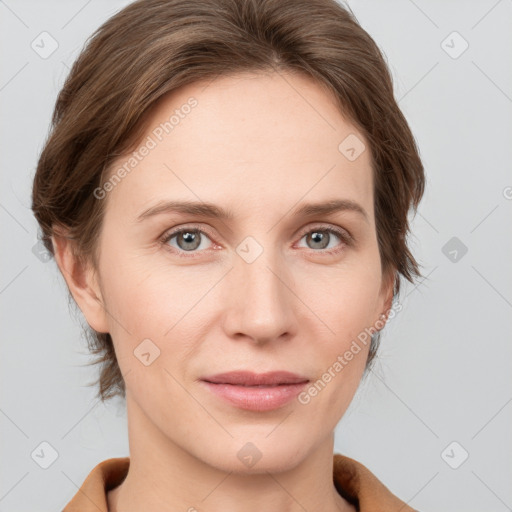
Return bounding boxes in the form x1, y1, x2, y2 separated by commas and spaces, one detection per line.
62, 454, 416, 511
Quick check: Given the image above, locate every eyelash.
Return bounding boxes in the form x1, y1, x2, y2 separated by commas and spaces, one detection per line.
159, 223, 353, 259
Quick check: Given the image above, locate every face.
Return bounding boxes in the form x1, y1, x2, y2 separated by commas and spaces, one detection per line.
71, 70, 393, 473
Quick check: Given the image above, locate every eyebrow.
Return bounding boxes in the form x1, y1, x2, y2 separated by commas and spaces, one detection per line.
136, 198, 369, 224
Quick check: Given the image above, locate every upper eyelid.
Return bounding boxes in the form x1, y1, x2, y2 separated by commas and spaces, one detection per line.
161, 222, 352, 246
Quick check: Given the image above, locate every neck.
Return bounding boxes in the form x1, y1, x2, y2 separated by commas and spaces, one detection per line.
108, 394, 356, 512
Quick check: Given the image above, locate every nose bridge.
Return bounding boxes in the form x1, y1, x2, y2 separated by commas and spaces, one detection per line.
238, 234, 288, 302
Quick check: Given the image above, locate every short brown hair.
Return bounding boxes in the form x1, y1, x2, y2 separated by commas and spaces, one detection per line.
32, 0, 425, 403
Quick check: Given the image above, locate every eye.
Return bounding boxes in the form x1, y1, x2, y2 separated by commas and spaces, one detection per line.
296, 226, 350, 255
160, 226, 214, 257
159, 224, 352, 258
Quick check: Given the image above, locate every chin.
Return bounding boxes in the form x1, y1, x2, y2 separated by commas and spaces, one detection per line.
195, 436, 310, 475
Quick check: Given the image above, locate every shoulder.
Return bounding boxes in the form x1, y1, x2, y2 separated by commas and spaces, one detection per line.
62, 457, 130, 512
333, 453, 418, 512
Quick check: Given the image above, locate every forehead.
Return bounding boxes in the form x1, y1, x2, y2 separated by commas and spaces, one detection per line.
105, 70, 374, 221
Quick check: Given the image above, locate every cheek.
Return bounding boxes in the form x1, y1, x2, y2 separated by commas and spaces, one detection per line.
99, 231, 383, 385
304, 257, 383, 340
98, 252, 213, 371
102, 241, 383, 337
296, 259, 382, 397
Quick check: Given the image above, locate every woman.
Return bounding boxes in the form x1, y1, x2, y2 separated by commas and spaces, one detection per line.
32, 0, 424, 510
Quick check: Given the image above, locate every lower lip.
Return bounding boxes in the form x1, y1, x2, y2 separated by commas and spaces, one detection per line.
200, 381, 309, 411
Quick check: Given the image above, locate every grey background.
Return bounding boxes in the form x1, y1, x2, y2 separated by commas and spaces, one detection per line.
1, 1, 511, 510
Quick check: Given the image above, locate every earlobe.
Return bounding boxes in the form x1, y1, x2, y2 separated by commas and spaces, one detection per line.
51, 229, 109, 333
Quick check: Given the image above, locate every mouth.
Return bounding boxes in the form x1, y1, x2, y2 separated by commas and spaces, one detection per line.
199, 371, 310, 411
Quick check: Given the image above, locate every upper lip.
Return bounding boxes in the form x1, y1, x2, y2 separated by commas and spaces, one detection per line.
201, 371, 310, 386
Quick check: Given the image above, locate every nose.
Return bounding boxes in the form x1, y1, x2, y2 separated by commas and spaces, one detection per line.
221, 243, 296, 345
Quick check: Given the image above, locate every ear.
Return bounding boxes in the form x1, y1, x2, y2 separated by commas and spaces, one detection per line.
51, 229, 109, 333
376, 268, 396, 329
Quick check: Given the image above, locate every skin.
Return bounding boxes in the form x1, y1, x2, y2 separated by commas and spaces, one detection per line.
53, 70, 394, 512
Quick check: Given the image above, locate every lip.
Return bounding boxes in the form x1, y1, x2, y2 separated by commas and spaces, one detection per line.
199, 371, 310, 412
201, 371, 309, 386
